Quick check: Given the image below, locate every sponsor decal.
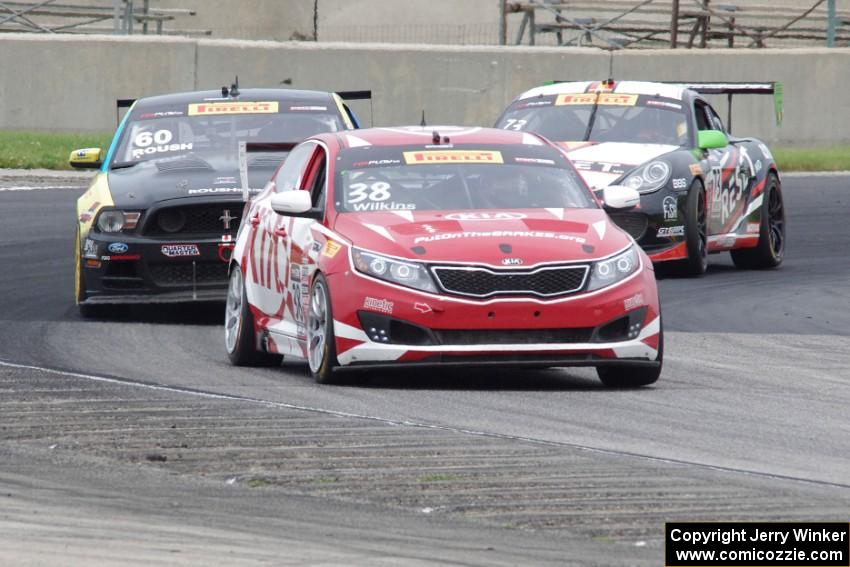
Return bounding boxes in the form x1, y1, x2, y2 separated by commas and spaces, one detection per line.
623, 292, 645, 310
689, 163, 702, 176
414, 230, 586, 245
754, 159, 763, 173
514, 157, 555, 165
519, 100, 554, 108
663, 196, 678, 220
290, 105, 328, 111
414, 302, 433, 314
421, 224, 438, 234
290, 264, 301, 282
672, 177, 688, 190
352, 159, 402, 167
403, 150, 503, 165
138, 111, 185, 120
161, 244, 200, 258
214, 176, 237, 185
747, 222, 761, 234
221, 234, 233, 243
657, 226, 685, 237
758, 142, 773, 161
83, 238, 98, 259
132, 143, 193, 159
676, 121, 688, 139
501, 258, 523, 266
107, 242, 129, 254
322, 240, 342, 258
188, 101, 279, 116
444, 212, 526, 221
363, 297, 394, 314
555, 93, 638, 106
79, 201, 100, 223
573, 160, 628, 175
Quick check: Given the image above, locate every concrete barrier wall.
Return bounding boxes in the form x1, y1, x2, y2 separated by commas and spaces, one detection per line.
1, 33, 848, 145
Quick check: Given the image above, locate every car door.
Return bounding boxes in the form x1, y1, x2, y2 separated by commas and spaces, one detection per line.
695, 100, 757, 240
244, 142, 317, 337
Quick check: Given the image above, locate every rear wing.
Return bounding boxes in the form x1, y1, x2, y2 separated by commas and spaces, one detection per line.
545, 80, 783, 131
664, 82, 783, 131
239, 142, 296, 202
117, 98, 135, 125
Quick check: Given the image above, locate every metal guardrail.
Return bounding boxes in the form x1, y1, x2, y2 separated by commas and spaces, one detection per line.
500, 0, 848, 48
0, 0, 208, 35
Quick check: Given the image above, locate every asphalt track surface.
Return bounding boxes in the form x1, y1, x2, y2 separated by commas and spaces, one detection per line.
1, 173, 849, 565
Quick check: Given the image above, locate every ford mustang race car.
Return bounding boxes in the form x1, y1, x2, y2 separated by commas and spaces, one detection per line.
224, 126, 663, 387
71, 85, 367, 317
496, 80, 786, 276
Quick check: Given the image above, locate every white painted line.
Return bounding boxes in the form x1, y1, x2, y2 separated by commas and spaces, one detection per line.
0, 186, 84, 192
1, 357, 848, 490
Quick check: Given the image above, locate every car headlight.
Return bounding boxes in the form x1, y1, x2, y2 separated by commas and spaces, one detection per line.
95, 210, 140, 233
587, 246, 640, 291
622, 160, 671, 194
351, 248, 437, 293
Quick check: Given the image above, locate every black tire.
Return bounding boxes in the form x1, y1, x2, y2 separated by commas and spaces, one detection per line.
596, 330, 663, 388
730, 173, 785, 269
224, 265, 283, 367
307, 273, 340, 384
670, 180, 708, 276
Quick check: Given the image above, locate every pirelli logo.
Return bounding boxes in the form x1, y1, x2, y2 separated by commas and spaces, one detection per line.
555, 93, 638, 106
403, 150, 504, 165
188, 101, 279, 116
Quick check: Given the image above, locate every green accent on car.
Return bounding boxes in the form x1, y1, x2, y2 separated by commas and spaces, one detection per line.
698, 130, 728, 150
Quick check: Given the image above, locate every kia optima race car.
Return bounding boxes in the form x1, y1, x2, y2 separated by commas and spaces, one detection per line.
496, 80, 786, 276
71, 85, 367, 317
225, 126, 662, 387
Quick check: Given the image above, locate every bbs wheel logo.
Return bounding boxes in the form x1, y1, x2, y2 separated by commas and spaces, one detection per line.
663, 196, 678, 220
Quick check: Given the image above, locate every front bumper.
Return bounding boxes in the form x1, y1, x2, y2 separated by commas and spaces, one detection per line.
326, 264, 661, 369
80, 232, 234, 304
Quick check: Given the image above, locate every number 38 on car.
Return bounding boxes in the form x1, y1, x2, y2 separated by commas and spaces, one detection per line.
225, 126, 663, 387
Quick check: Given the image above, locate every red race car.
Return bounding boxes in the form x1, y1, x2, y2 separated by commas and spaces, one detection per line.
224, 126, 663, 387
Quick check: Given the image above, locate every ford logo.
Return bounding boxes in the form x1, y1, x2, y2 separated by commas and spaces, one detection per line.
445, 212, 527, 221
108, 242, 129, 254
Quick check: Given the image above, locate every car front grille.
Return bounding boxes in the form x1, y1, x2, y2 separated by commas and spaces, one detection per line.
434, 328, 594, 345
148, 262, 229, 287
432, 265, 588, 298
608, 212, 648, 240
143, 203, 243, 236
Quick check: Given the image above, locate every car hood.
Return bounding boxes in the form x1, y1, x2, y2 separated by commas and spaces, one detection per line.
557, 141, 679, 190
106, 153, 282, 209
332, 208, 631, 265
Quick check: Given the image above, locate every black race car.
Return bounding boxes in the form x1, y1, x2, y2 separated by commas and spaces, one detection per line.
71, 85, 367, 317
496, 80, 786, 276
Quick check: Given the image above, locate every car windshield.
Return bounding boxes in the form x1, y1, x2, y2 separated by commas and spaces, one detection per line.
112, 100, 344, 167
498, 93, 689, 146
334, 147, 596, 213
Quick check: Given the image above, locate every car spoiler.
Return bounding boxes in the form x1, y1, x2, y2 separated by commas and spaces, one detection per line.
336, 90, 372, 101
238, 142, 297, 202
545, 80, 782, 132
116, 98, 135, 125
664, 82, 783, 131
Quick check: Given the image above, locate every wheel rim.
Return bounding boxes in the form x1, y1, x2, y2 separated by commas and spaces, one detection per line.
696, 189, 708, 264
307, 281, 328, 373
767, 187, 785, 258
224, 268, 243, 354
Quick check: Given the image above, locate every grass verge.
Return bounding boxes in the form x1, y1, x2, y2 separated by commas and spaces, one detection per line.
0, 130, 112, 170
1, 130, 848, 172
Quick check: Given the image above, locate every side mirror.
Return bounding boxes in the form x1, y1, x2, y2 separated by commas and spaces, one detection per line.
697, 130, 728, 150
270, 190, 322, 219
69, 148, 103, 169
602, 185, 640, 210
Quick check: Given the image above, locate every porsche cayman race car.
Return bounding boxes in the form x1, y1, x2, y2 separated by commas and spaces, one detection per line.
496, 80, 786, 275
225, 126, 663, 387
71, 85, 367, 317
